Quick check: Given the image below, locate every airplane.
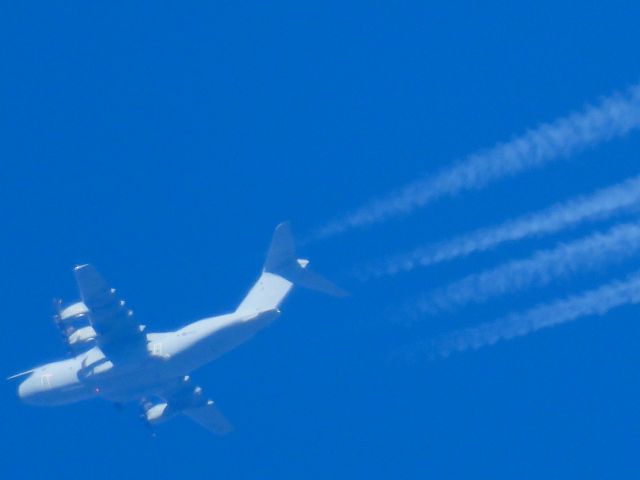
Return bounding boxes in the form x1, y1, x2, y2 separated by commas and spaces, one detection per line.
9, 223, 345, 435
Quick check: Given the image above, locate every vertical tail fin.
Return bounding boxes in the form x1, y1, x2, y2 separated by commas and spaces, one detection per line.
236, 222, 346, 315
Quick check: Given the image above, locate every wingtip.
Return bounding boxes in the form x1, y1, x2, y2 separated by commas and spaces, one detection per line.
274, 221, 293, 241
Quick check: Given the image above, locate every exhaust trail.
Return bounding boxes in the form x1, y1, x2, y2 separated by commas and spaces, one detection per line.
409, 221, 640, 316
312, 84, 640, 240
358, 175, 640, 279
410, 270, 640, 359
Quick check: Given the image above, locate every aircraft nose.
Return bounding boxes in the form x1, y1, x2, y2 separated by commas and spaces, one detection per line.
18, 376, 38, 403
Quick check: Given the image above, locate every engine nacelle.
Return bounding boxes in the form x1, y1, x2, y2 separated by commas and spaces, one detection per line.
59, 302, 89, 321
142, 384, 211, 426
67, 326, 97, 345
56, 301, 89, 323
142, 402, 182, 426
53, 300, 95, 352
145, 402, 168, 423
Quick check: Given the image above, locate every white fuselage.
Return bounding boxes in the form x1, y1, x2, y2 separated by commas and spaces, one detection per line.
18, 308, 280, 406
13, 223, 341, 436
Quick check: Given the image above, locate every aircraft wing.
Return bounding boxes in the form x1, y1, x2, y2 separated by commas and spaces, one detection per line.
73, 264, 147, 357
143, 376, 234, 435
183, 401, 234, 435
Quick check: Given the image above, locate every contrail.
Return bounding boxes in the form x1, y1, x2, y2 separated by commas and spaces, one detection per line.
358, 175, 640, 279
409, 221, 640, 316
312, 84, 640, 240
409, 270, 640, 359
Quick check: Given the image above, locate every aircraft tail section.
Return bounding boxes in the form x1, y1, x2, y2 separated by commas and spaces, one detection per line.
236, 222, 346, 315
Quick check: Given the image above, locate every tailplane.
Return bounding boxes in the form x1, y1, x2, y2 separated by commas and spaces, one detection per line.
264, 222, 347, 297
236, 222, 346, 315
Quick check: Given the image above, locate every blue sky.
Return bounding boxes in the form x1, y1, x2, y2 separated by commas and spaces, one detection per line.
2, 2, 640, 478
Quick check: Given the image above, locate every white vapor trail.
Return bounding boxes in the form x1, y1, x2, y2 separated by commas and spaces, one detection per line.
359, 175, 640, 279
313, 84, 640, 240
418, 270, 640, 358
411, 221, 640, 316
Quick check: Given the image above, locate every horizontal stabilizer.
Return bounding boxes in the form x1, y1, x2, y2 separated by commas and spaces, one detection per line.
289, 262, 348, 297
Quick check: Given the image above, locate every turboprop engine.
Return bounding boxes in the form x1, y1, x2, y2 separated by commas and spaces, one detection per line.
53, 300, 97, 352
141, 376, 214, 427
143, 402, 172, 424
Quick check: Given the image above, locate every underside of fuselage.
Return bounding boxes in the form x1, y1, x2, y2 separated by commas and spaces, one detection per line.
18, 308, 281, 407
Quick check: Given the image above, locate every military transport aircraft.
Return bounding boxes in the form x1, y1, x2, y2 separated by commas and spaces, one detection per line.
9, 223, 345, 434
